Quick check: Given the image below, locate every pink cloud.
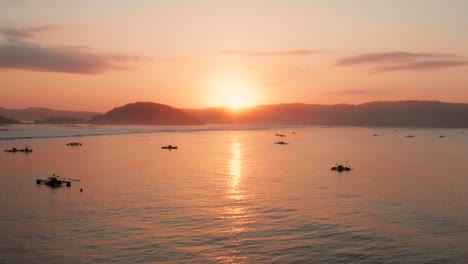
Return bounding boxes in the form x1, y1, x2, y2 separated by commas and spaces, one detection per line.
337, 51, 467, 73
0, 26, 150, 74
0, 25, 62, 40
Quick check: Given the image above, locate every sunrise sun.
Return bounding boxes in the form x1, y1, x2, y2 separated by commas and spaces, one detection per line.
208, 75, 259, 111
224, 92, 248, 110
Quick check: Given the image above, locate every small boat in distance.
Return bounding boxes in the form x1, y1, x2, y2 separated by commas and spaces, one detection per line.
406, 135, 415, 138
66, 142, 82, 146
36, 174, 71, 187
275, 133, 286, 137
162, 145, 178, 150
331, 164, 351, 172
5, 147, 33, 153
274, 141, 289, 145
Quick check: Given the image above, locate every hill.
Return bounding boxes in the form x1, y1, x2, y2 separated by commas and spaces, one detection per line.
89, 102, 204, 125
35, 116, 87, 124
0, 115, 19, 124
4, 100, 468, 127
0, 107, 99, 122
185, 101, 468, 127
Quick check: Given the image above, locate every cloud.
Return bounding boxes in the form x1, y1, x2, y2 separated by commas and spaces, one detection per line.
336, 51, 468, 73
336, 51, 457, 65
0, 26, 149, 74
0, 25, 62, 40
0, 41, 149, 74
373, 60, 468, 73
221, 49, 329, 57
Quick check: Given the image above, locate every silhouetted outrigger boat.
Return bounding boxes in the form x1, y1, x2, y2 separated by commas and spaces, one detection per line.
274, 141, 289, 145
275, 133, 286, 137
66, 142, 82, 146
36, 174, 71, 187
4, 147, 33, 153
162, 145, 178, 150
331, 164, 351, 172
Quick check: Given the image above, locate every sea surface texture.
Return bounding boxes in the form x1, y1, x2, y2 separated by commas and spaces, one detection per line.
1, 125, 467, 263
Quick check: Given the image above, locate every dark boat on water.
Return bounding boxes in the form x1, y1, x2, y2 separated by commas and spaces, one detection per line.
331, 164, 351, 172
5, 147, 33, 153
36, 174, 71, 187
162, 145, 178, 150
66, 142, 82, 146
274, 141, 289, 145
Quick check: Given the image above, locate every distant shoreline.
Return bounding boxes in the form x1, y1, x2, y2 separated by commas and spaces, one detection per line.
0, 123, 465, 142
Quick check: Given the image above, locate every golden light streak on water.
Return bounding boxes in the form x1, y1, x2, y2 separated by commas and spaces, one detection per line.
229, 138, 242, 200
218, 138, 249, 263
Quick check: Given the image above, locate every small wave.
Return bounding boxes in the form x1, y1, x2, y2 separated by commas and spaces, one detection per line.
0, 130, 147, 140
0, 124, 302, 141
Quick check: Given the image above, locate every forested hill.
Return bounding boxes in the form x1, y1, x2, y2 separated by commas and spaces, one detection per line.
89, 102, 204, 125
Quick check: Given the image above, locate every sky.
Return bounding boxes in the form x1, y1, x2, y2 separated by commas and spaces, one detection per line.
1, 0, 468, 112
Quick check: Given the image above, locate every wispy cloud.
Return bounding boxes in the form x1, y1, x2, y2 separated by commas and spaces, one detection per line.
373, 60, 468, 73
0, 25, 62, 40
0, 26, 149, 74
336, 51, 457, 65
337, 51, 468, 73
222, 49, 329, 57
0, 42, 148, 74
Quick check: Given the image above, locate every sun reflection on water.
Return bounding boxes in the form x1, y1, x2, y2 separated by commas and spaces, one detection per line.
218, 138, 249, 263
229, 139, 243, 200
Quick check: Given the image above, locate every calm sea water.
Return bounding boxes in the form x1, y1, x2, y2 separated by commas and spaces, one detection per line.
1, 124, 467, 263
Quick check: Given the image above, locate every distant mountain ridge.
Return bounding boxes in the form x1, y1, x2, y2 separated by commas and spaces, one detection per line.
0, 115, 19, 124
89, 102, 204, 125
0, 107, 99, 121
186, 101, 468, 127
2, 100, 468, 127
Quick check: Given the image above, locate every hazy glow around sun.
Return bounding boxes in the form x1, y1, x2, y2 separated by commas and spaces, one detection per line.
208, 75, 259, 110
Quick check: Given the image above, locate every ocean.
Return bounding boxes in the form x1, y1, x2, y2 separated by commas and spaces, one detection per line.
1, 124, 467, 263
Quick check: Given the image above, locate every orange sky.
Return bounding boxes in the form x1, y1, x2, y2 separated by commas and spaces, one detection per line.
1, 0, 468, 112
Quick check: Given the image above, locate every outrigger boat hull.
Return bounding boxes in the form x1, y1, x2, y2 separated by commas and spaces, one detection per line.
331, 165, 351, 172
162, 145, 178, 150
36, 177, 71, 187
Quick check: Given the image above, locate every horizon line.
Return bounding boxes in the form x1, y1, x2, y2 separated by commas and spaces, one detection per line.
2, 99, 468, 113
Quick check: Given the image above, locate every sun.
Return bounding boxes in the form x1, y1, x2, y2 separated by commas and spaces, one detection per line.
208, 75, 259, 111
224, 92, 248, 110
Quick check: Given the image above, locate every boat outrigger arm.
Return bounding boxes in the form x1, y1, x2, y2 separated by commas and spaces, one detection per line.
36, 175, 72, 187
